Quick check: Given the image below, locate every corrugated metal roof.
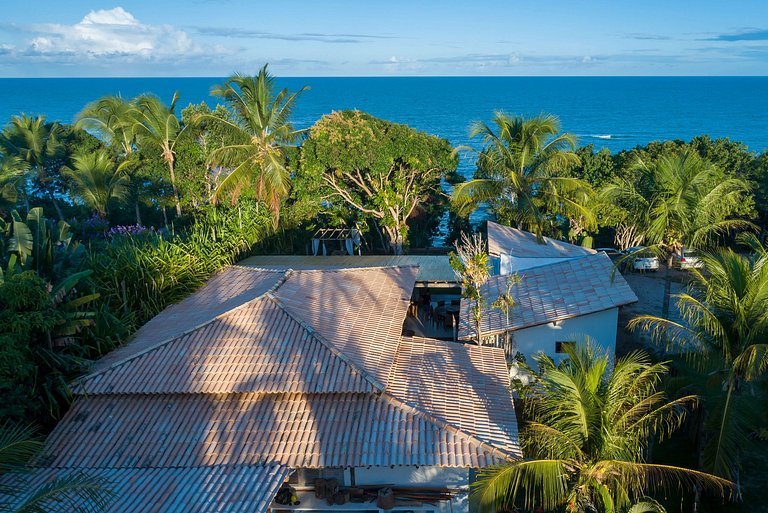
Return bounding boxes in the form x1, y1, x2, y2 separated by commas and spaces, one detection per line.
459, 252, 638, 339
78, 297, 376, 395
487, 221, 596, 258
389, 337, 521, 456
273, 266, 418, 386
239, 255, 457, 283
3, 464, 290, 513
90, 267, 285, 373
39, 392, 508, 469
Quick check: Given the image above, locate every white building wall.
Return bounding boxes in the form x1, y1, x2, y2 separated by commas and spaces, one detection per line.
350, 466, 470, 513
510, 308, 618, 361
498, 254, 581, 275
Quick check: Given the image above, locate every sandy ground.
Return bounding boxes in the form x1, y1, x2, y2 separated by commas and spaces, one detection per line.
616, 265, 691, 355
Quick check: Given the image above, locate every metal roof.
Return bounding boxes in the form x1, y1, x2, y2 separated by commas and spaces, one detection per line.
3, 465, 291, 513
487, 221, 596, 258
239, 255, 457, 283
459, 252, 638, 339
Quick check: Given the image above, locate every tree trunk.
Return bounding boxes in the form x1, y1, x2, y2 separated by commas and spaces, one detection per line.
475, 299, 483, 345
383, 225, 405, 255
372, 221, 388, 253
167, 158, 182, 217
135, 201, 142, 226
662, 252, 673, 318
49, 193, 64, 221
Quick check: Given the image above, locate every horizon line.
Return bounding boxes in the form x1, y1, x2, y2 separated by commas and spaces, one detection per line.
2, 74, 768, 79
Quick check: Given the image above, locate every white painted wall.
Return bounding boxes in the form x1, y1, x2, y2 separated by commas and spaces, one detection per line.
510, 308, 619, 361
498, 254, 581, 275
350, 466, 470, 513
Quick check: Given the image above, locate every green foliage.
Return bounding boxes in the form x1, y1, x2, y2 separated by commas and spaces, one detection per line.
631, 242, 768, 478
0, 271, 96, 423
0, 423, 113, 512
453, 112, 593, 239
299, 110, 457, 254
200, 66, 307, 227
449, 232, 491, 343
3, 208, 84, 283
87, 200, 272, 329
472, 341, 733, 513
63, 151, 130, 219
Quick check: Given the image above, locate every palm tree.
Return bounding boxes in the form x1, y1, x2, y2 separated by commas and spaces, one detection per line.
75, 95, 136, 157
0, 156, 28, 212
0, 423, 111, 512
602, 150, 753, 316
76, 95, 147, 224
0, 115, 63, 218
473, 341, 732, 513
63, 151, 130, 219
129, 93, 185, 216
630, 244, 768, 481
452, 113, 593, 238
200, 65, 307, 227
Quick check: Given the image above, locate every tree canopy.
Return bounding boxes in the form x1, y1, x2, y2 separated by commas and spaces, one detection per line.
299, 110, 457, 254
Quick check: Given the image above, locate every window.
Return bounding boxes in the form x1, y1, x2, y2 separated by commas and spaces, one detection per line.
555, 341, 575, 354
288, 468, 345, 486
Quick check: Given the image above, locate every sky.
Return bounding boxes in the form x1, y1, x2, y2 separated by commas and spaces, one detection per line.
0, 0, 767, 77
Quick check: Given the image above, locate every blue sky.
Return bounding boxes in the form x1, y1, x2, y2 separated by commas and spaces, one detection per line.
1, 0, 767, 76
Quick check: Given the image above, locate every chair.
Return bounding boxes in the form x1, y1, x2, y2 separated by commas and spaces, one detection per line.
450, 299, 460, 307
437, 300, 446, 308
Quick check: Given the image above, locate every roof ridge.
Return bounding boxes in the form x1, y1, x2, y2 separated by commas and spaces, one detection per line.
379, 389, 520, 459
265, 293, 387, 392
283, 264, 420, 274
75, 271, 291, 387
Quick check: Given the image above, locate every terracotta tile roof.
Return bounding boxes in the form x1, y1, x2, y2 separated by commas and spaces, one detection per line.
40, 392, 509, 469
91, 267, 285, 373
3, 464, 291, 513
30, 264, 521, 512
78, 296, 377, 395
240, 255, 457, 283
273, 266, 418, 385
389, 337, 521, 456
459, 253, 638, 339
487, 221, 596, 258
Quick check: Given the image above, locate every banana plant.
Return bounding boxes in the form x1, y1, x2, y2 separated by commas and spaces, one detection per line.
3, 208, 84, 282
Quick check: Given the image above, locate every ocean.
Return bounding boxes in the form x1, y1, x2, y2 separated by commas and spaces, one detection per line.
1, 76, 767, 182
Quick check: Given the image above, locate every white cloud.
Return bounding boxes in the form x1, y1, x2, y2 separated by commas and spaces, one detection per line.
24, 7, 199, 61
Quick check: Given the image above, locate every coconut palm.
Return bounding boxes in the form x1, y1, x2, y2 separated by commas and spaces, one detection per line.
452, 113, 593, 238
630, 244, 768, 480
129, 93, 185, 216
603, 150, 753, 316
0, 423, 111, 512
0, 156, 28, 211
473, 341, 733, 513
0, 115, 63, 218
75, 95, 136, 156
200, 65, 307, 227
63, 151, 130, 219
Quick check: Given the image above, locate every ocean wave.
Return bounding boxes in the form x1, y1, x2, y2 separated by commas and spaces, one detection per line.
587, 134, 613, 139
